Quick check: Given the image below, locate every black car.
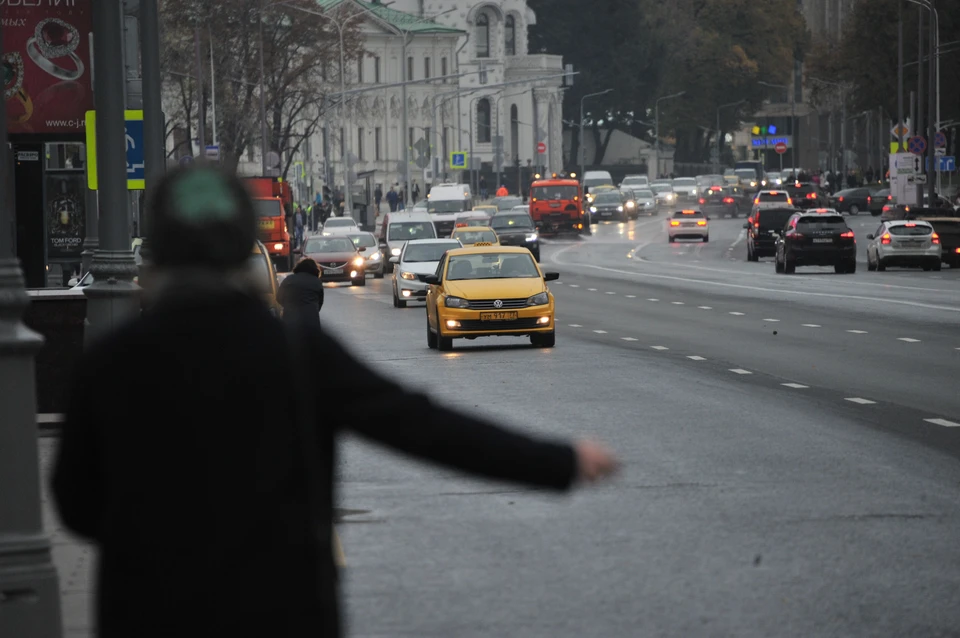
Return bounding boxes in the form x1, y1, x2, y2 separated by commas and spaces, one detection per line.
775, 211, 857, 274
589, 190, 628, 223
491, 196, 524, 211
918, 217, 960, 267
869, 188, 892, 216
619, 187, 640, 220
829, 188, 873, 215
490, 210, 541, 261
699, 185, 741, 218
745, 207, 796, 261
785, 182, 828, 209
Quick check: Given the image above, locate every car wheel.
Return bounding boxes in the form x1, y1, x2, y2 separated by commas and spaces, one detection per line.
374, 271, 384, 279
933, 260, 942, 272
748, 248, 759, 262
392, 291, 399, 307
426, 320, 437, 349
877, 258, 886, 272
703, 235, 709, 243
395, 293, 407, 309
531, 331, 556, 348
849, 204, 859, 215
867, 255, 877, 271
353, 276, 366, 287
775, 253, 784, 273
533, 251, 541, 262
438, 334, 453, 351
384, 260, 394, 274
784, 256, 796, 274
668, 236, 676, 243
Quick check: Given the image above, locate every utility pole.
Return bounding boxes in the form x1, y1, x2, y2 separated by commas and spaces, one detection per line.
194, 29, 206, 158
0, 22, 64, 638
916, 5, 925, 205
898, 0, 905, 152
927, 0, 936, 203
141, 0, 166, 185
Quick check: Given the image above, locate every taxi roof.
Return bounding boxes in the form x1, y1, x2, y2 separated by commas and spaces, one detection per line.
452, 226, 495, 233
445, 245, 535, 257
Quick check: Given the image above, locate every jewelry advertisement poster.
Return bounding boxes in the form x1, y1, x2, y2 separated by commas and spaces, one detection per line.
46, 172, 86, 261
2, 0, 93, 134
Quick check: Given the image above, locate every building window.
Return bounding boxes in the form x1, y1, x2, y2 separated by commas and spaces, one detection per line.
476, 13, 490, 58
357, 127, 364, 160
505, 15, 516, 56
375, 127, 382, 160
357, 58, 364, 83
374, 56, 381, 83
424, 57, 431, 80
441, 57, 448, 83
476, 98, 491, 143
407, 56, 414, 81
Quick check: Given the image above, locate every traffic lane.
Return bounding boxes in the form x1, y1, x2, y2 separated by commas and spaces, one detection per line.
544, 276, 960, 421
317, 286, 960, 638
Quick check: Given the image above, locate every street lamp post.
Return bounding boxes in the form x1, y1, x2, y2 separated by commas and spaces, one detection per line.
655, 91, 686, 178
716, 99, 746, 174
579, 88, 613, 181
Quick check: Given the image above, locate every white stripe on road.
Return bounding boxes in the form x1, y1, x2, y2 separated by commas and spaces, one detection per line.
729, 369, 753, 375
621, 337, 639, 342
763, 318, 780, 322
568, 284, 579, 288
593, 330, 608, 334
626, 295, 637, 298
924, 418, 960, 428
802, 324, 822, 328
897, 337, 921, 343
687, 355, 706, 361
568, 324, 582, 328
671, 301, 685, 305
606, 291, 617, 295
845, 397, 877, 405
847, 330, 868, 334
782, 383, 809, 389
647, 298, 659, 302
651, 346, 669, 351
588, 288, 598, 291
699, 306, 712, 310
729, 312, 745, 316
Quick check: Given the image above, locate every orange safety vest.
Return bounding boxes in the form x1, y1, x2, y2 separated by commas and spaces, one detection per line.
495, 186, 508, 197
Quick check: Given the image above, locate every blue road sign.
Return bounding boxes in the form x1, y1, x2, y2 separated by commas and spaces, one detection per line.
450, 151, 467, 170
925, 155, 956, 172
934, 130, 947, 148
85, 109, 145, 190
907, 135, 927, 155
125, 119, 145, 186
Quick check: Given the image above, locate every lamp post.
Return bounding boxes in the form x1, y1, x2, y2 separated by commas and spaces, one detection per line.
654, 91, 685, 178
716, 99, 746, 174
906, 0, 938, 202
578, 88, 613, 181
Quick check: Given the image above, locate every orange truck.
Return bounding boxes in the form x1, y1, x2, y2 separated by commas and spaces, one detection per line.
243, 177, 293, 271
528, 174, 586, 235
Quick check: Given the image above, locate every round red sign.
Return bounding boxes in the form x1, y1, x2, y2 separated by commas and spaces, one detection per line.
537, 141, 547, 154
774, 142, 787, 154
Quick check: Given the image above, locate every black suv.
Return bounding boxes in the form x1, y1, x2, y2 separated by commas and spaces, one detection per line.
785, 182, 827, 209
775, 211, 857, 274
745, 207, 797, 261
489, 210, 541, 261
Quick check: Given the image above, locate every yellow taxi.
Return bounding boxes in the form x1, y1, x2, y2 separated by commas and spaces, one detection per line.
450, 226, 500, 246
420, 245, 559, 350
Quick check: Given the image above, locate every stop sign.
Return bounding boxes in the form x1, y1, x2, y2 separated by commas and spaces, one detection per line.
774, 142, 787, 155
537, 141, 547, 154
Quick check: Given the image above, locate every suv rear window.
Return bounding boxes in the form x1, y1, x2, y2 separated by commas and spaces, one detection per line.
925, 220, 960, 236
889, 225, 933, 236
758, 192, 789, 202
797, 216, 846, 230
672, 211, 704, 218
756, 209, 794, 229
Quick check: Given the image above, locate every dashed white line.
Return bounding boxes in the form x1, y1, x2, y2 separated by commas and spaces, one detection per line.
897, 337, 921, 343
626, 295, 636, 298
605, 291, 617, 295
763, 318, 780, 322
568, 324, 582, 328
845, 397, 877, 405
621, 337, 638, 342
568, 284, 580, 288
554, 281, 563, 285
802, 324, 822, 328
587, 288, 598, 291
729, 369, 752, 375
924, 418, 960, 428
782, 383, 809, 389
593, 330, 607, 334
847, 330, 868, 334
687, 355, 706, 361
671, 301, 685, 305
647, 298, 659, 302
729, 312, 745, 316
651, 346, 669, 351
698, 306, 713, 310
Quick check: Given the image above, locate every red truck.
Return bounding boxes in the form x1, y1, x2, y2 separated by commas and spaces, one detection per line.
528, 174, 587, 235
243, 177, 293, 272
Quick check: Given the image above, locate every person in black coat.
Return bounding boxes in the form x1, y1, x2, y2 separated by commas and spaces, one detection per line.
51, 165, 617, 638
278, 257, 324, 327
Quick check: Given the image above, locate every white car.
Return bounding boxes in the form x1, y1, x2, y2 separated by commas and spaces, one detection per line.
751, 190, 794, 215
391, 238, 462, 308
866, 220, 942, 272
671, 177, 699, 200
620, 174, 649, 189
668, 209, 709, 243
321, 217, 360, 236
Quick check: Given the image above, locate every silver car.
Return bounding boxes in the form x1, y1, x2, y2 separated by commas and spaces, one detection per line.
866, 220, 942, 271
348, 231, 384, 278
391, 238, 463, 308
633, 188, 657, 215
751, 190, 794, 215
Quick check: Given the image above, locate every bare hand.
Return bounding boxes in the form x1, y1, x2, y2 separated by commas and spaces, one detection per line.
574, 439, 619, 483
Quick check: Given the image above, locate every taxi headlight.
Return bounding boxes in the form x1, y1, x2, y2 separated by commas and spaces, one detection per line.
391, 247, 402, 256
352, 257, 364, 267
444, 296, 470, 308
525, 233, 538, 242
368, 251, 381, 261
400, 270, 416, 280
527, 292, 549, 306
589, 206, 598, 213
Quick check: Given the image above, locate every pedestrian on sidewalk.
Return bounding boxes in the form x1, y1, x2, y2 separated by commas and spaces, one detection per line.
374, 184, 383, 214
50, 164, 619, 638
386, 185, 399, 212
479, 175, 488, 200
412, 180, 421, 203
279, 257, 324, 329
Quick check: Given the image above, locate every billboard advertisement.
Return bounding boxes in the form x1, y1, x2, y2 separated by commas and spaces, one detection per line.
45, 171, 85, 261
3, 0, 93, 135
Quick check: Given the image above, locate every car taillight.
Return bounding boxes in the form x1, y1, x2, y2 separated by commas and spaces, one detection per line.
754, 198, 760, 204
699, 198, 705, 204
881, 233, 891, 245
838, 196, 844, 202
670, 220, 680, 226
905, 223, 916, 227
806, 193, 817, 199
840, 231, 854, 238
932, 232, 940, 245
722, 197, 734, 204
955, 247, 960, 254
886, 194, 892, 201
697, 220, 707, 226
786, 198, 793, 205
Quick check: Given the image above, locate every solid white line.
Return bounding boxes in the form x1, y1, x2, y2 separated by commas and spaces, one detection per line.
763, 318, 780, 322
621, 337, 639, 342
626, 295, 636, 298
847, 330, 868, 334
568, 324, 582, 328
554, 281, 563, 285
782, 383, 809, 389
593, 330, 607, 334
924, 418, 960, 428
802, 324, 821, 328
845, 397, 877, 405
897, 337, 921, 343
729, 369, 752, 375
687, 355, 707, 361
698, 306, 713, 310
651, 346, 669, 351
729, 312, 745, 316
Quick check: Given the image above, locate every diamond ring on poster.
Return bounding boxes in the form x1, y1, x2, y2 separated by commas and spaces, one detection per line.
25, 17, 84, 82
3, 52, 33, 124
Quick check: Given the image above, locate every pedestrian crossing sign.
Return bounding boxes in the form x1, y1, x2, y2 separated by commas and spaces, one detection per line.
450, 152, 467, 170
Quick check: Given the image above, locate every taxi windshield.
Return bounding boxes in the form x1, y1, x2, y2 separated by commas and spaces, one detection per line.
303, 237, 354, 253
454, 229, 498, 244
446, 253, 540, 280
491, 215, 534, 230
404, 242, 461, 262
388, 222, 436, 241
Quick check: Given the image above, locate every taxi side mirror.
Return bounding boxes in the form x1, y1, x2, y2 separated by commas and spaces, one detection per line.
389, 256, 400, 264
543, 272, 560, 281
420, 274, 439, 285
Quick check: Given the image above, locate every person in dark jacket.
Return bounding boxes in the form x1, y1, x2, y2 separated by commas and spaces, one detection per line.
52, 165, 617, 638
278, 257, 324, 327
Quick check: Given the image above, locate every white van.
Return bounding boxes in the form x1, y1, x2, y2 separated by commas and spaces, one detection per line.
378, 212, 438, 273
425, 183, 473, 237
582, 170, 614, 201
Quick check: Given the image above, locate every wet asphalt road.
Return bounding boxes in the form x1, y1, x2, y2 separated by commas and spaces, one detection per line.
322, 212, 960, 637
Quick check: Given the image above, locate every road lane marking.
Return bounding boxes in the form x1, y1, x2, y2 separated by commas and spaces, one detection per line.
729, 229, 746, 250
593, 330, 608, 334
925, 418, 960, 428
699, 306, 712, 310
651, 346, 669, 350
687, 355, 706, 361
621, 337, 638, 342
554, 281, 563, 285
671, 301, 685, 305
763, 318, 780, 322
568, 284, 579, 288
729, 369, 752, 375
897, 337, 921, 343
606, 291, 616, 295
847, 330, 868, 334
845, 397, 877, 405
647, 298, 659, 302
729, 312, 745, 316
626, 295, 636, 298
587, 288, 598, 291
782, 383, 809, 389
568, 324, 582, 328
802, 324, 821, 328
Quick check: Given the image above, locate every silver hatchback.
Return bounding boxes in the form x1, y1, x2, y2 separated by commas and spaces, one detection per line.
866, 220, 942, 271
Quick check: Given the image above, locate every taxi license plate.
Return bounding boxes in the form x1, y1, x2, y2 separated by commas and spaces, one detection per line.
481, 311, 518, 321
324, 268, 343, 275
813, 238, 832, 243
258, 219, 276, 230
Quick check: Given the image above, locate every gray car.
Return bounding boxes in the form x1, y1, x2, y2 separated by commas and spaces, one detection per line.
390, 238, 463, 308
348, 232, 384, 278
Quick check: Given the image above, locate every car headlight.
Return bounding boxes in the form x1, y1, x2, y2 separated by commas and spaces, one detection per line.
589, 206, 598, 213
367, 251, 381, 261
444, 296, 470, 308
391, 247, 401, 256
626, 201, 635, 208
750, 181, 757, 187
527, 292, 549, 306
666, 193, 675, 200
352, 257, 364, 267
525, 233, 538, 242
400, 270, 416, 280
617, 205, 624, 212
